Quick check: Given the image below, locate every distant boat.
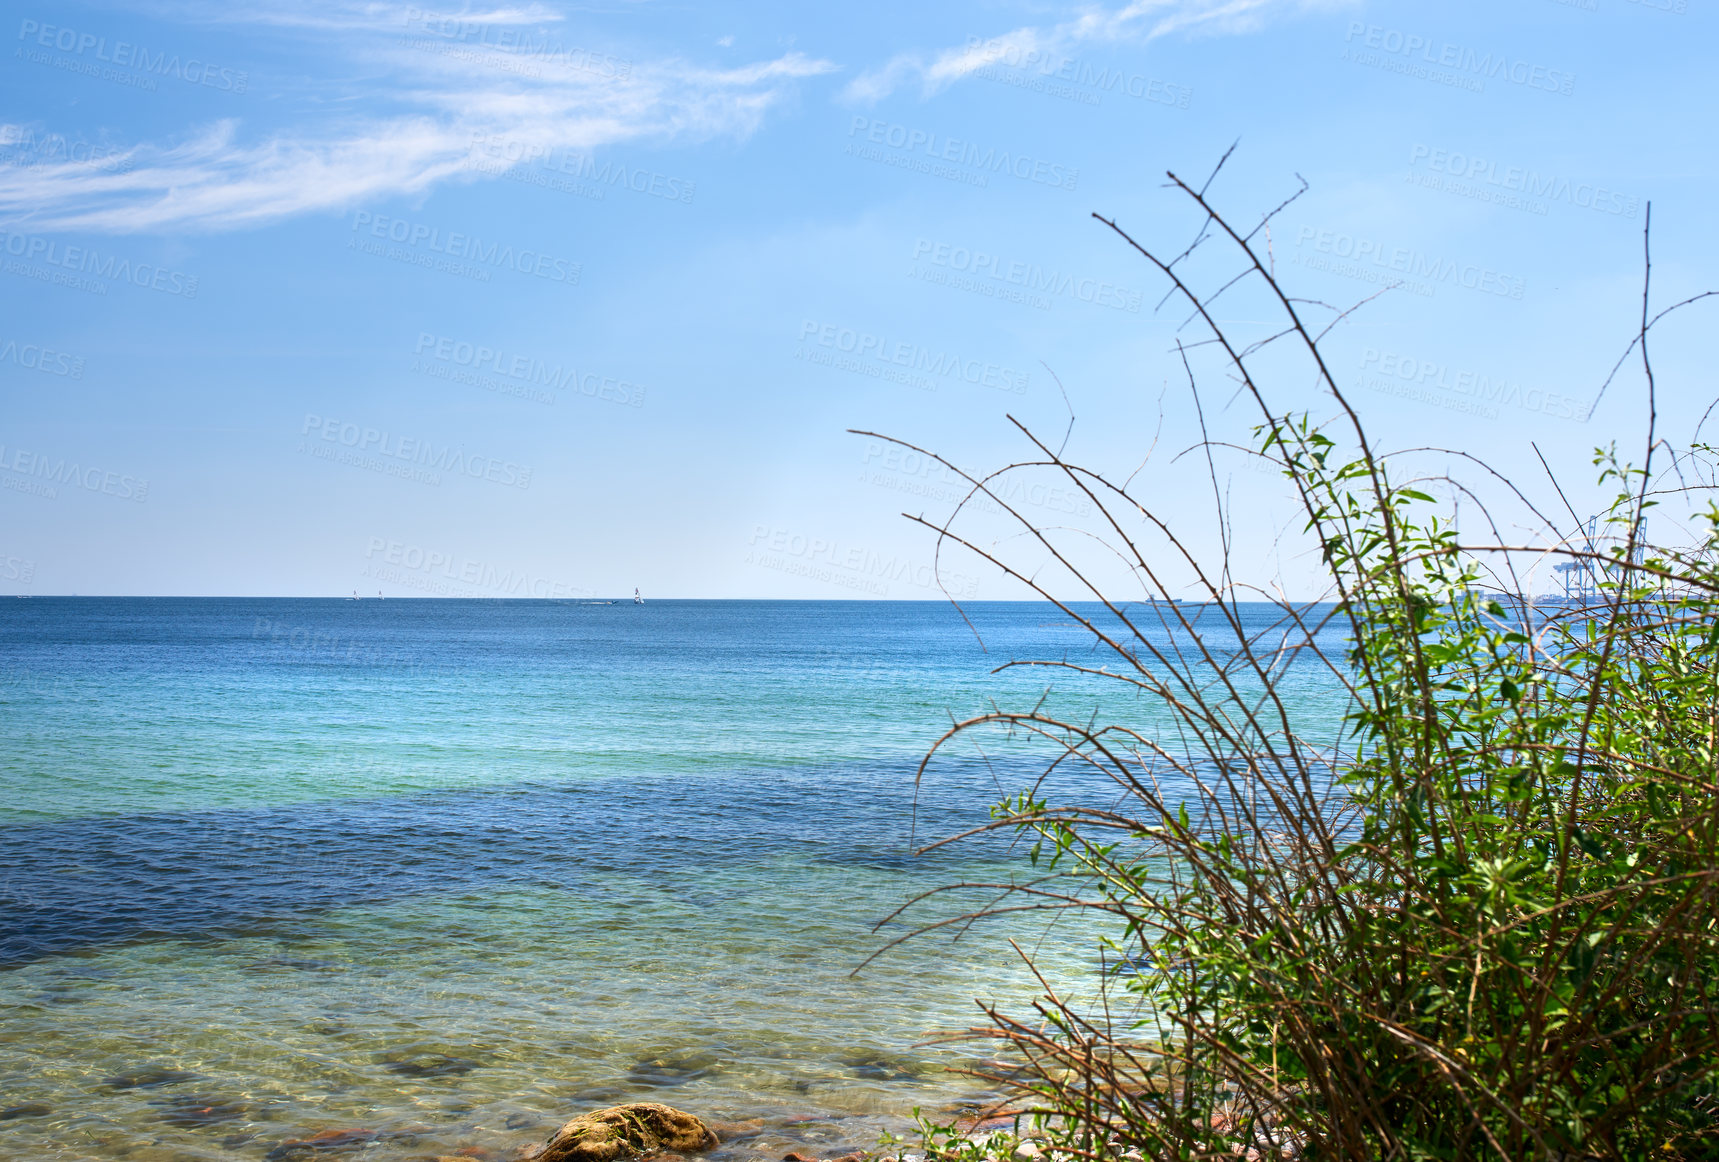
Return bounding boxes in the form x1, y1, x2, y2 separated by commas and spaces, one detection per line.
633, 588, 643, 605
349, 590, 359, 600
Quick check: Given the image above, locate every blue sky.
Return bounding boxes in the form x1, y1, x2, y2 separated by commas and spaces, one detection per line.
1, 0, 1714, 598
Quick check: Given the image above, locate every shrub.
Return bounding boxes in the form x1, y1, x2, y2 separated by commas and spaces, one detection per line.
872, 167, 1719, 1159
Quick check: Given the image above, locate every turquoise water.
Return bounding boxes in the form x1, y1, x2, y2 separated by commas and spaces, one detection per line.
0, 599, 1349, 1161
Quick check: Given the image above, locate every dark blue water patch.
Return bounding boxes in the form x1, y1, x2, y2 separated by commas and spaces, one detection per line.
0, 757, 1095, 967
0, 599, 1341, 966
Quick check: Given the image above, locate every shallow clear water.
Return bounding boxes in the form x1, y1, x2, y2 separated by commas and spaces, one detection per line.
0, 599, 1349, 1161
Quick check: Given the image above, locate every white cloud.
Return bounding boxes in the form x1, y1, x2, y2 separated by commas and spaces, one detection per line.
843, 0, 1353, 103
123, 0, 567, 33
0, 4, 835, 233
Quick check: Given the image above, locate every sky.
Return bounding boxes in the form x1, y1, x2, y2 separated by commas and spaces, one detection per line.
1, 0, 1714, 599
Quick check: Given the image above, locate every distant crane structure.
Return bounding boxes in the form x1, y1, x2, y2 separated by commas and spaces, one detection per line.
1552, 517, 1601, 603
1551, 516, 1649, 604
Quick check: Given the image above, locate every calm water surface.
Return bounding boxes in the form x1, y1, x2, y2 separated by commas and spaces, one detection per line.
0, 599, 1348, 1161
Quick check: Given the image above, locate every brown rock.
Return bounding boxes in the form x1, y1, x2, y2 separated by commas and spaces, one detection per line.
957, 1111, 1026, 1134
0, 1104, 52, 1120
536, 1104, 718, 1162
708, 1120, 764, 1143
267, 1128, 383, 1158
784, 1153, 820, 1162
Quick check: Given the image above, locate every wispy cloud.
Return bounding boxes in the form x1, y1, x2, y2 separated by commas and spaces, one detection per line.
0, 2, 835, 233
115, 0, 568, 33
844, 0, 1352, 103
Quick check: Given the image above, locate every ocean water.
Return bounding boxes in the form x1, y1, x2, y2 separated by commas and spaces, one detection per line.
0, 599, 1349, 1161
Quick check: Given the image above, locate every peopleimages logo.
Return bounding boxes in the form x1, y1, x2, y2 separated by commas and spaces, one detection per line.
1358, 348, 1592, 422
400, 8, 632, 79
0, 230, 199, 297
1341, 22, 1575, 95
0, 127, 132, 171
745, 525, 981, 599
1408, 145, 1640, 218
796, 320, 1029, 394
0, 339, 83, 378
1294, 227, 1526, 300
250, 616, 455, 677
348, 212, 581, 285
0, 551, 36, 585
911, 238, 1143, 312
16, 18, 249, 92
845, 116, 1079, 191
299, 414, 532, 489
361, 536, 595, 599
467, 134, 696, 205
860, 440, 1093, 517
0, 441, 149, 501
414, 334, 647, 407
962, 35, 1192, 108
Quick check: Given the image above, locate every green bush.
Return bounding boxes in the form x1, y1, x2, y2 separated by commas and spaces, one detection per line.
880, 178, 1719, 1159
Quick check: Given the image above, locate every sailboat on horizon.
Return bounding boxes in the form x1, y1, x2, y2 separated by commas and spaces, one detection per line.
633, 588, 643, 605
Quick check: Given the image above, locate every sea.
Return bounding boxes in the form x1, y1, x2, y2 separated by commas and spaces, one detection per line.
0, 599, 1351, 1161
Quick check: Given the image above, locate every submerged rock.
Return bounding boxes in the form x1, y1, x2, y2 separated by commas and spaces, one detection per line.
841, 1052, 921, 1082
151, 1093, 249, 1127
0, 1103, 51, 1120
707, 1119, 763, 1143
384, 1053, 479, 1078
626, 1051, 722, 1087
104, 1067, 200, 1090
266, 1128, 383, 1159
956, 1110, 1027, 1134
244, 957, 339, 972
531, 1103, 718, 1162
